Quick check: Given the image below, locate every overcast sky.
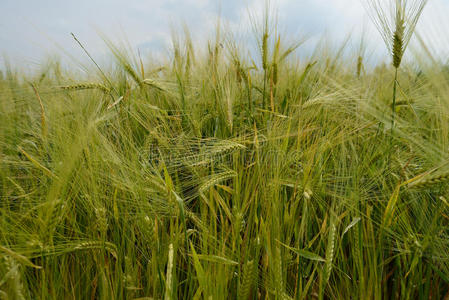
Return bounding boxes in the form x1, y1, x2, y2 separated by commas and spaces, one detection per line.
1, 0, 448, 71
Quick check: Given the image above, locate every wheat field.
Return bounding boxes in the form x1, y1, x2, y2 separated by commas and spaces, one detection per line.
1, 1, 449, 299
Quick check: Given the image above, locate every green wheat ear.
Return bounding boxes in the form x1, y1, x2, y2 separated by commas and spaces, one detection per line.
356, 56, 363, 77
365, 0, 428, 135
59, 82, 111, 94
262, 33, 269, 71
238, 260, 255, 300
392, 20, 405, 68
365, 0, 428, 69
408, 172, 449, 189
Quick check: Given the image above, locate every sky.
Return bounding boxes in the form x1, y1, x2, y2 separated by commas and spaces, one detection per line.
1, 0, 449, 71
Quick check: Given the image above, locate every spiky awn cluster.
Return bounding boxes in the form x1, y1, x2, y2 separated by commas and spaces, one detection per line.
365, 0, 428, 68
365, 0, 428, 135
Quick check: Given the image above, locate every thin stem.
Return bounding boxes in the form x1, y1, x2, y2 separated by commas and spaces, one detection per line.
71, 33, 117, 95
262, 69, 267, 109
391, 67, 398, 136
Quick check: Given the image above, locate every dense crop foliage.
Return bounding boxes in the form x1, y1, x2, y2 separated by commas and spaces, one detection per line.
1, 4, 449, 299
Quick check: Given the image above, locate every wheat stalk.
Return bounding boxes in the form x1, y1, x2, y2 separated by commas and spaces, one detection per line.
365, 0, 428, 65
122, 61, 143, 87
144, 215, 158, 250
30, 83, 47, 139
71, 241, 118, 259
408, 172, 449, 189
274, 245, 284, 298
262, 33, 268, 72
357, 56, 363, 78
365, 0, 428, 133
143, 78, 166, 91
238, 260, 255, 300
3, 257, 26, 300
59, 82, 111, 94
323, 214, 337, 286
199, 170, 237, 195
165, 243, 174, 300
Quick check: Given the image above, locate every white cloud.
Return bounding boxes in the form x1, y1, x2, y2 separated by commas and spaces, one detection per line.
1, 0, 449, 70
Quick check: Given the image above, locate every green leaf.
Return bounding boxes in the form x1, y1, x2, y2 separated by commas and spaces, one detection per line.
342, 217, 361, 237
190, 242, 208, 292
196, 254, 238, 266
277, 241, 325, 262
0, 246, 42, 269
